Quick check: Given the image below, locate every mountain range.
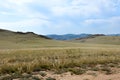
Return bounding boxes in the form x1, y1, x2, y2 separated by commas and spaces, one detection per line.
46, 34, 120, 40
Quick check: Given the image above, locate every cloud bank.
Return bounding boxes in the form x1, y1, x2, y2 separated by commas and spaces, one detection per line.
0, 0, 120, 34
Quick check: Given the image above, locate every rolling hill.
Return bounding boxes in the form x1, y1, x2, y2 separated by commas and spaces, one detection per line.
0, 29, 120, 49
70, 35, 120, 45
0, 29, 80, 49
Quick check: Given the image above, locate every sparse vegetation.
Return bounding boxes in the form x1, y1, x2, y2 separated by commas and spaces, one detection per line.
39, 71, 47, 77
46, 77, 56, 80
0, 47, 120, 75
68, 68, 86, 75
0, 29, 120, 80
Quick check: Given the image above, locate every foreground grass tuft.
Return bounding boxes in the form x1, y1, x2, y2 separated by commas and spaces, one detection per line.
0, 47, 120, 75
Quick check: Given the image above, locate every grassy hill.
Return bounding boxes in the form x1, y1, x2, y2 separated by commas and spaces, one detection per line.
0, 29, 120, 49
71, 35, 120, 45
0, 29, 81, 49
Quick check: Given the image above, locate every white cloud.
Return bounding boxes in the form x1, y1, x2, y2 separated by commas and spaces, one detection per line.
35, 0, 67, 7
52, 5, 100, 17
0, 0, 49, 21
0, 18, 51, 31
83, 16, 120, 27
51, 0, 118, 17
0, 0, 118, 17
0, 0, 120, 34
8, 0, 33, 5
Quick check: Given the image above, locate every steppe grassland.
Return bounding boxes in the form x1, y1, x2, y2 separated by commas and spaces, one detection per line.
0, 45, 120, 74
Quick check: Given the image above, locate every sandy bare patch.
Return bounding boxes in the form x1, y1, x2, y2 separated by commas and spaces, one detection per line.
1, 64, 120, 80
28, 69, 120, 80
56, 72, 120, 80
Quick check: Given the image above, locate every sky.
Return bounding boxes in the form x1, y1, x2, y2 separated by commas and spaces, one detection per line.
0, 0, 120, 35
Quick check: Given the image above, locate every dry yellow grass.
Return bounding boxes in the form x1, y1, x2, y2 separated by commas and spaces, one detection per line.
0, 47, 120, 75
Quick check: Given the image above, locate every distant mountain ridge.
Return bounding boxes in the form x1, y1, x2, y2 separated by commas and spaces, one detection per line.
75, 34, 105, 40
47, 34, 91, 40
1, 29, 120, 40
47, 34, 120, 40
107, 34, 120, 36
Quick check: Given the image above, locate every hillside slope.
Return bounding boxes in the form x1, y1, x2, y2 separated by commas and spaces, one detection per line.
0, 29, 79, 49
0, 29, 120, 49
71, 36, 120, 45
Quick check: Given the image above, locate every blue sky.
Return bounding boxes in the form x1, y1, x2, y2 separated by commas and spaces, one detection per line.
0, 0, 120, 35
